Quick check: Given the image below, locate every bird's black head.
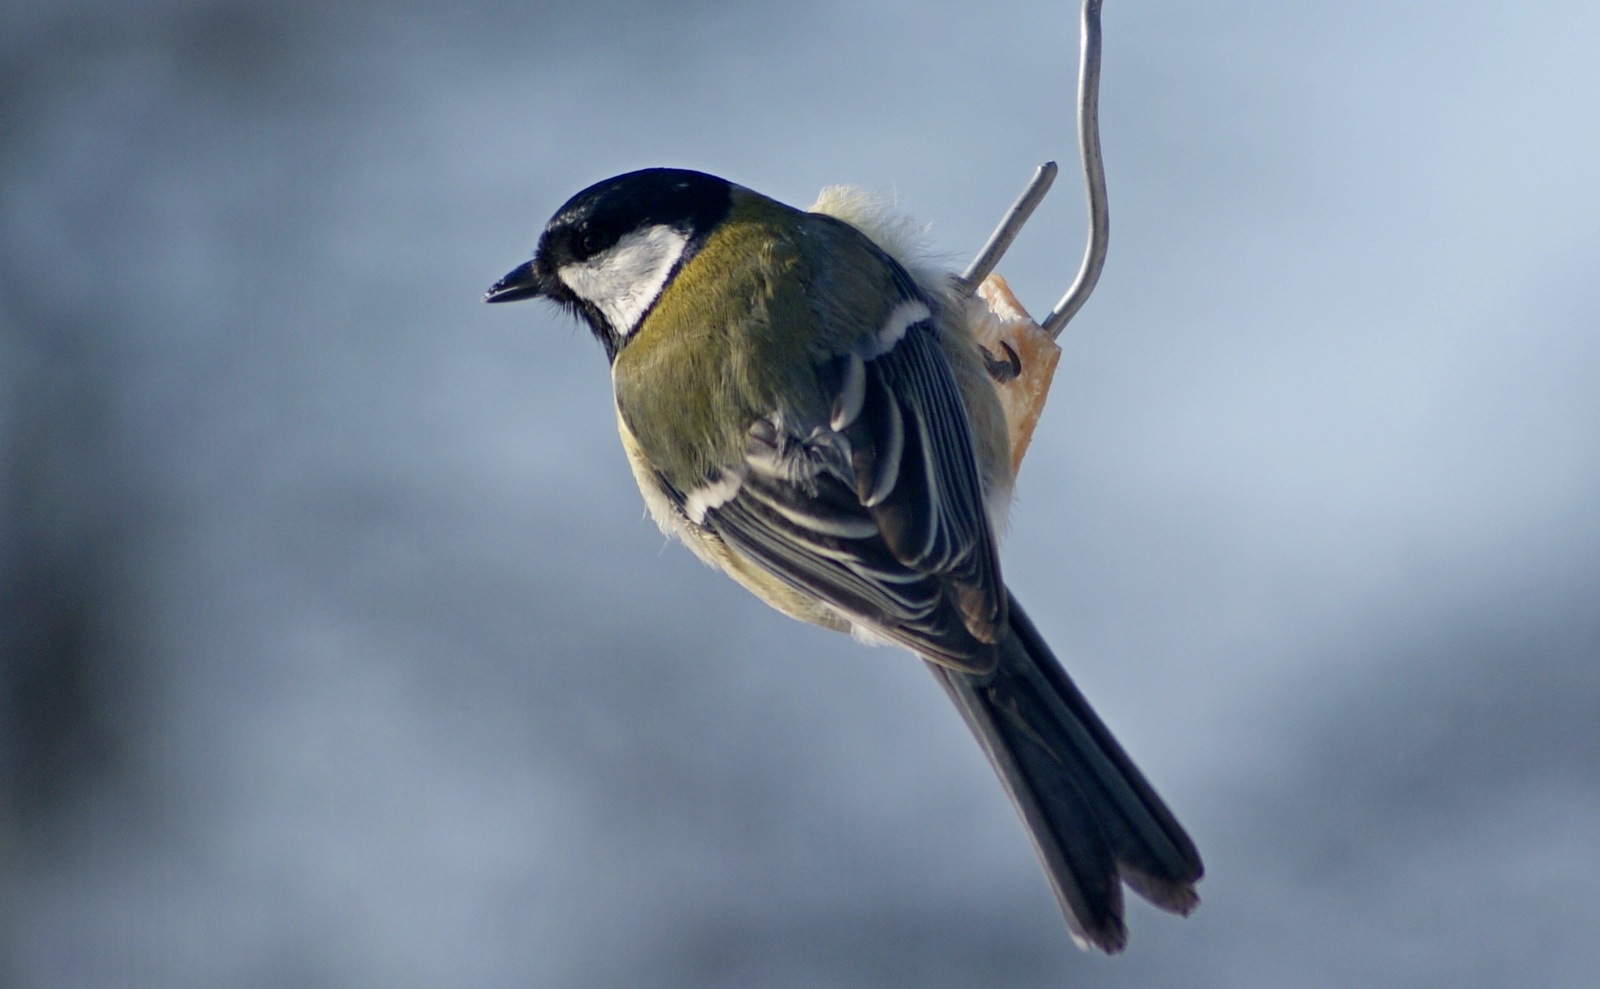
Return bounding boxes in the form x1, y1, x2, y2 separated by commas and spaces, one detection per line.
485, 168, 735, 361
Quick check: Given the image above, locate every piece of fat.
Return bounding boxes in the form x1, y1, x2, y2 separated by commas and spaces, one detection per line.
965, 273, 1061, 476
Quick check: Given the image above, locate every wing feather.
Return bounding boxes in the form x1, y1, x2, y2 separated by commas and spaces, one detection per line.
846, 315, 1004, 635
650, 303, 1004, 669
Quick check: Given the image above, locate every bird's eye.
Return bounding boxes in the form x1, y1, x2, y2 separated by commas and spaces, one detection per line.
579, 230, 605, 255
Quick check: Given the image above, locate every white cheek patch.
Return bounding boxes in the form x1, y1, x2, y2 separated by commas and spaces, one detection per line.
558, 224, 690, 335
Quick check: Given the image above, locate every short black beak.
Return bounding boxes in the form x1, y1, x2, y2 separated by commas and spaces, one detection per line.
484, 260, 546, 304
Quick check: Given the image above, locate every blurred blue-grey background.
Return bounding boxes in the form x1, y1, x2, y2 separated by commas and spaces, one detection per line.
4, 1, 1598, 986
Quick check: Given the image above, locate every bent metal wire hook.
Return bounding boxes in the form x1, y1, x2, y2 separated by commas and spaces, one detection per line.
955, 0, 1108, 342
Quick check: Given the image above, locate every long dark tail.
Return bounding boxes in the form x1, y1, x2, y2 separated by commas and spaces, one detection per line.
928, 591, 1203, 952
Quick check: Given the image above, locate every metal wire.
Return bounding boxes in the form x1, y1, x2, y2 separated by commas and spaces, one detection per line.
957, 161, 1059, 295
957, 0, 1109, 341
1042, 0, 1107, 338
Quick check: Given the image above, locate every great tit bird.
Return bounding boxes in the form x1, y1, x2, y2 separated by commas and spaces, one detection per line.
486, 167, 1202, 952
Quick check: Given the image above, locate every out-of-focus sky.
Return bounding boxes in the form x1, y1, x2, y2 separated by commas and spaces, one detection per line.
3, 1, 1598, 986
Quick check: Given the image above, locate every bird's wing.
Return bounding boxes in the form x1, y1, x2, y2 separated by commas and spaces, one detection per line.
655, 296, 1006, 672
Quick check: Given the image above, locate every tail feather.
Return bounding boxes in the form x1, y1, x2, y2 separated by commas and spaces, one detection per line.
929, 591, 1202, 952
